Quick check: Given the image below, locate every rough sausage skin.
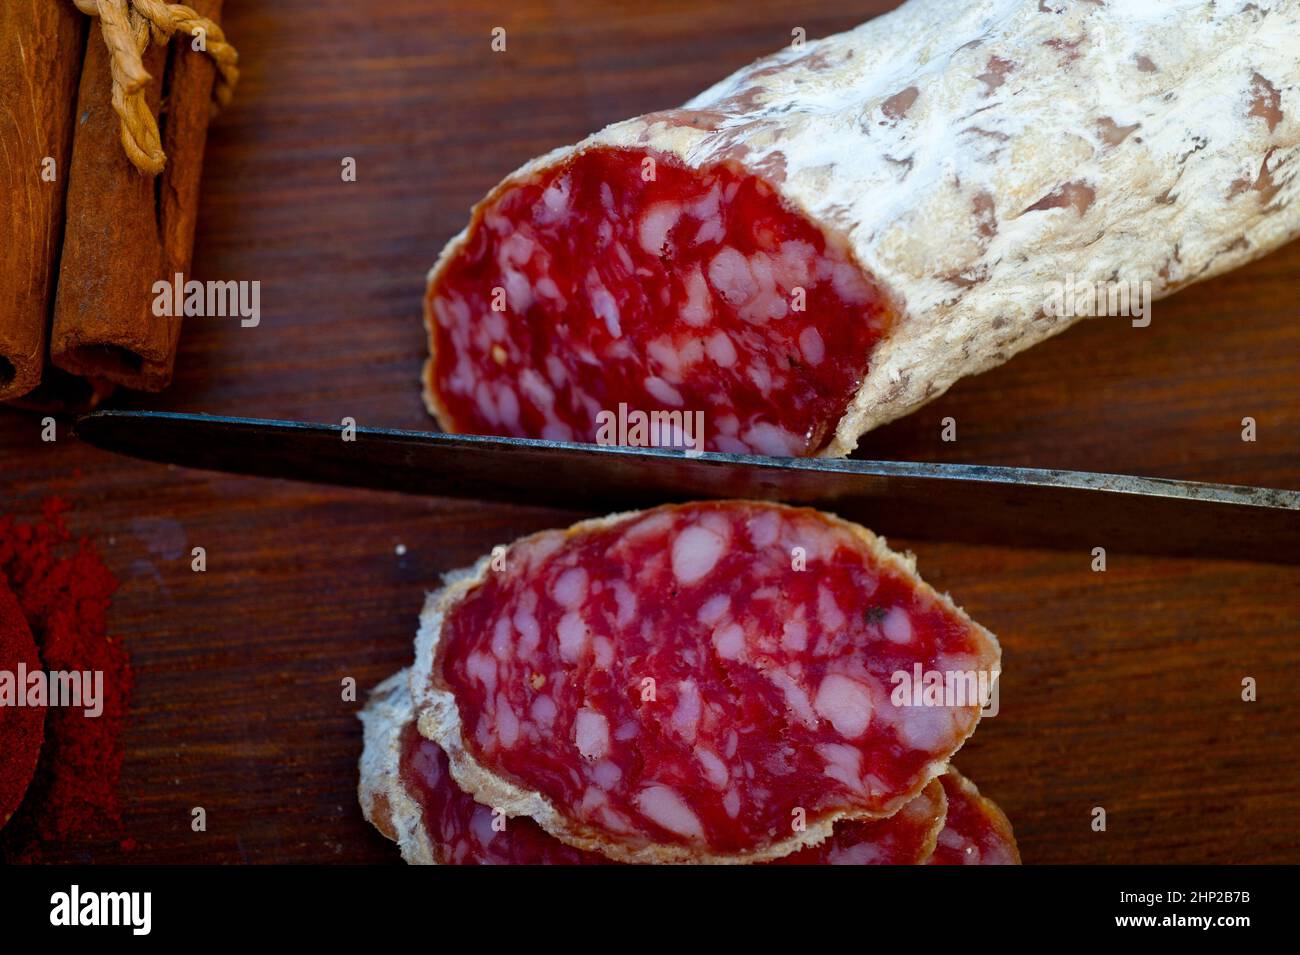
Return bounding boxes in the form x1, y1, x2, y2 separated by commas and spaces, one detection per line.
360, 672, 951, 865
413, 501, 1000, 864
928, 768, 1021, 865
424, 0, 1300, 456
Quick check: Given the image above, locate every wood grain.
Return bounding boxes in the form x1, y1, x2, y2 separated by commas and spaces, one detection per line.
0, 0, 1297, 864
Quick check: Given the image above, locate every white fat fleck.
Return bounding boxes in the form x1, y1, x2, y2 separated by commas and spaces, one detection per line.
671, 523, 727, 585
514, 608, 541, 658
712, 621, 746, 660
624, 510, 674, 542
535, 275, 562, 301
882, 606, 914, 644
502, 268, 534, 314
695, 746, 731, 789
495, 382, 521, 430
689, 185, 721, 221
541, 421, 575, 441
742, 422, 803, 456
769, 668, 818, 728
707, 247, 758, 305
466, 651, 498, 696
724, 730, 739, 759
574, 707, 611, 761
519, 368, 555, 409
556, 610, 590, 663
544, 354, 568, 388
895, 704, 961, 753
474, 380, 500, 426
639, 201, 682, 255
610, 579, 638, 626
723, 788, 742, 818
491, 616, 514, 660
592, 759, 623, 790
592, 635, 615, 669
644, 375, 685, 407
587, 272, 622, 338
680, 268, 713, 327
530, 694, 558, 727
697, 593, 732, 626
798, 326, 826, 365
817, 585, 847, 633
635, 785, 706, 841
693, 217, 726, 245
495, 693, 520, 748
780, 618, 808, 653
746, 509, 781, 547
705, 331, 738, 367
814, 673, 874, 739
551, 566, 589, 609
538, 177, 571, 222
671, 679, 703, 744
817, 742, 867, 794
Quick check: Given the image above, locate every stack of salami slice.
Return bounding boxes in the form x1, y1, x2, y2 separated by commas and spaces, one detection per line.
359, 502, 1018, 865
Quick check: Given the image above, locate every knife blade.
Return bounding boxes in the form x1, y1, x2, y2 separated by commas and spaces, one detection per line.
74, 410, 1300, 564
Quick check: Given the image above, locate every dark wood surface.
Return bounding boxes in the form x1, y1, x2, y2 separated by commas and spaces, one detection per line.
1, 0, 1297, 864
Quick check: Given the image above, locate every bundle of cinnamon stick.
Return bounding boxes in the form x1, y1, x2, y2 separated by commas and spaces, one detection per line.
0, 0, 228, 411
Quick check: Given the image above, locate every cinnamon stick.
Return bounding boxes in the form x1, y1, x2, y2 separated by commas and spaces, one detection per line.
51, 1, 227, 392
0, 1, 86, 401
157, 0, 226, 381
50, 26, 170, 390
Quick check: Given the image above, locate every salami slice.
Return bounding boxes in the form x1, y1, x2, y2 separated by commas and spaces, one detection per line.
772, 776, 946, 866
927, 767, 1020, 865
410, 501, 999, 864
359, 670, 948, 865
424, 0, 1300, 456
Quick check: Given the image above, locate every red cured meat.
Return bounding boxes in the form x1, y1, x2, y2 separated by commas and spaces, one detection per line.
400, 722, 607, 865
928, 769, 1020, 865
427, 501, 999, 861
398, 720, 944, 866
427, 148, 891, 457
772, 777, 945, 865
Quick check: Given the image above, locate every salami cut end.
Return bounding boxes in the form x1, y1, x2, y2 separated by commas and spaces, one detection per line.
928, 768, 1020, 865
416, 501, 1000, 863
426, 147, 892, 456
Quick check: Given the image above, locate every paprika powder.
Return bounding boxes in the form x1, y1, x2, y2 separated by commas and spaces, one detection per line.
0, 578, 44, 827
0, 498, 132, 854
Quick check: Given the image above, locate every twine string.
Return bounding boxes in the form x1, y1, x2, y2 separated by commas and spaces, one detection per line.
72, 0, 239, 175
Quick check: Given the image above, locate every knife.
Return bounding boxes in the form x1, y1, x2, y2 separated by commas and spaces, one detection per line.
75, 410, 1300, 564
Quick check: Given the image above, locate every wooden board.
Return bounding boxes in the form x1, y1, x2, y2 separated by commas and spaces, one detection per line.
1, 0, 1297, 864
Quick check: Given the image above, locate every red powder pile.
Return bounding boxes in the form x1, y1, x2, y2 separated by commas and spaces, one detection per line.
0, 580, 44, 827
0, 498, 133, 855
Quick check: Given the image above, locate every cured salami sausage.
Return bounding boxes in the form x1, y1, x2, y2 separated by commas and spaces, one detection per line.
928, 768, 1021, 865
410, 501, 1000, 864
424, 0, 1300, 456
359, 671, 950, 865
